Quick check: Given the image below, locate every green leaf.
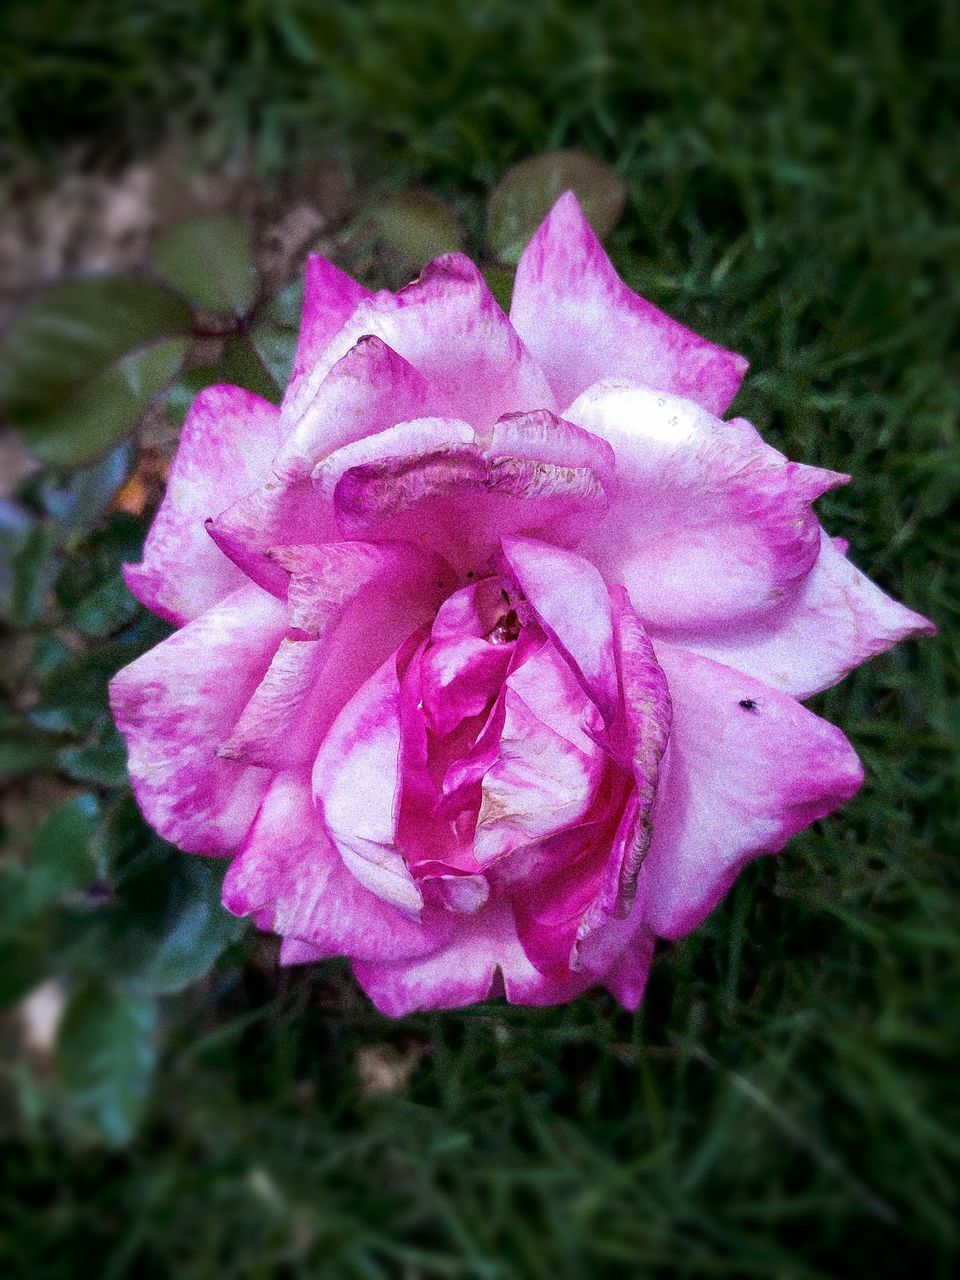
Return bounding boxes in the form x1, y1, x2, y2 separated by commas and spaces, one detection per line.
248, 325, 297, 391
487, 149, 627, 265
264, 280, 305, 328
0, 277, 193, 467
0, 721, 63, 780
153, 214, 257, 316
0, 928, 50, 1005
58, 727, 128, 789
56, 983, 158, 1145
483, 266, 515, 313
219, 334, 281, 401
32, 621, 167, 735
28, 794, 102, 911
0, 505, 59, 627
373, 190, 463, 265
103, 856, 244, 995
164, 363, 221, 428
91, 793, 159, 880
30, 443, 134, 537
70, 572, 140, 638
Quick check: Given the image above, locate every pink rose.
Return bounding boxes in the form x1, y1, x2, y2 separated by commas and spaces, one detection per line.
110, 194, 933, 1016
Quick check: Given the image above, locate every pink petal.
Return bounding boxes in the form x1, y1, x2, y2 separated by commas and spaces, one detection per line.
283, 255, 370, 419
602, 929, 656, 1010
565, 381, 847, 631
351, 900, 591, 1016
511, 192, 748, 415
499, 536, 618, 723
313, 650, 424, 916
223, 773, 451, 962
573, 592, 671, 947
211, 338, 444, 596
279, 938, 326, 965
505, 638, 602, 755
420, 635, 512, 736
642, 643, 865, 939
109, 584, 287, 853
288, 254, 556, 429
328, 414, 611, 573
279, 335, 443, 477
668, 530, 936, 698
218, 542, 440, 769
473, 689, 606, 866
123, 387, 284, 625
510, 594, 670, 976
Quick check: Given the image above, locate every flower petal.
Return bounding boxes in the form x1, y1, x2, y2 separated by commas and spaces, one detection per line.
313, 649, 424, 916
351, 900, 591, 1016
511, 192, 747, 415
499, 536, 618, 724
280, 335, 442, 477
565, 381, 846, 631
602, 929, 656, 1010
329, 413, 610, 573
283, 255, 370, 420
217, 542, 441, 770
642, 643, 865, 938
109, 584, 287, 853
288, 254, 556, 428
420, 635, 512, 736
123, 386, 284, 624
223, 773, 451, 962
211, 338, 444, 596
668, 530, 936, 698
473, 688, 606, 866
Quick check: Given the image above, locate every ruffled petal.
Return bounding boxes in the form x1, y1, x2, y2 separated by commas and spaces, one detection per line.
223, 773, 452, 962
508, 591, 670, 976
123, 386, 284, 624
218, 542, 441, 770
474, 689, 606, 866
511, 192, 747, 415
351, 900, 591, 1016
499, 536, 618, 723
642, 643, 865, 939
211, 338, 446, 596
565, 381, 846, 631
573, 591, 671, 948
109, 584, 287, 853
313, 650, 424, 916
328, 412, 612, 573
288, 253, 556, 428
283, 255, 370, 419
668, 530, 936, 698
280, 335, 443, 477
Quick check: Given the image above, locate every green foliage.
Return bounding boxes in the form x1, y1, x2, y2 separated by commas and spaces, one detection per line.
55, 982, 158, 1145
487, 150, 626, 264
0, 278, 193, 465
152, 214, 258, 317
373, 190, 464, 266
0, 0, 958, 1275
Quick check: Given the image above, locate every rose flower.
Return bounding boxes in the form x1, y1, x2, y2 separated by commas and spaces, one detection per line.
111, 194, 933, 1015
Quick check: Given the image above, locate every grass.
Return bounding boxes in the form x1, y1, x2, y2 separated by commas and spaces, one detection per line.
1, 1, 958, 1275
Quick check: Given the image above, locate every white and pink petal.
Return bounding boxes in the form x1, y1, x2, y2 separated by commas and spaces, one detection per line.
641, 643, 865, 939
565, 381, 846, 632
109, 584, 287, 854
124, 386, 284, 625
510, 191, 747, 415
669, 530, 936, 698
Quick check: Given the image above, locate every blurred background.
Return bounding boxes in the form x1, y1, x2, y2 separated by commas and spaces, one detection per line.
1, 1, 958, 1275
